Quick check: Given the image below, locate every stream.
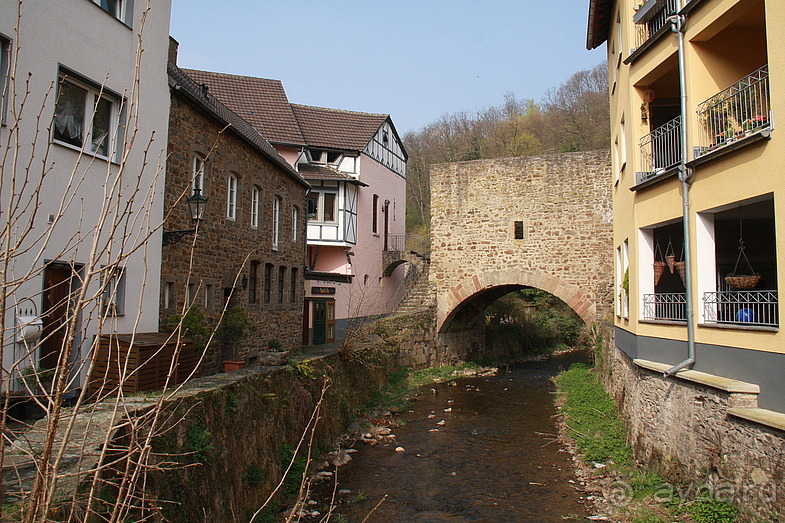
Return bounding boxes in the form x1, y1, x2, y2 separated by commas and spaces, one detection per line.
309, 350, 594, 522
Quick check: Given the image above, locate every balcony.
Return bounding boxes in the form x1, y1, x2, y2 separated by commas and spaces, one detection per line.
643, 292, 686, 321
703, 290, 778, 328
636, 116, 682, 185
694, 66, 771, 159
633, 0, 679, 50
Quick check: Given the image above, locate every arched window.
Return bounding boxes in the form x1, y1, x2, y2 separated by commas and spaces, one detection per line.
251, 185, 261, 228
272, 196, 281, 250
249, 261, 259, 304
226, 174, 237, 220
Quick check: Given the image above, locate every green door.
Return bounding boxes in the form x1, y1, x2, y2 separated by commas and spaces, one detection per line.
313, 300, 326, 345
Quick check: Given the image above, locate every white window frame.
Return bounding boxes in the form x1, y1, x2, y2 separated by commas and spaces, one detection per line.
92, 0, 132, 25
306, 190, 338, 223
102, 266, 126, 316
53, 72, 119, 161
0, 35, 9, 125
251, 186, 260, 228
192, 155, 205, 196
272, 196, 281, 250
292, 206, 298, 242
164, 281, 173, 309
226, 174, 237, 220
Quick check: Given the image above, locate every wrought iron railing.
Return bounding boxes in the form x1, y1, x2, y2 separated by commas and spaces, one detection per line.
387, 233, 430, 255
633, 0, 679, 49
636, 116, 682, 184
694, 66, 770, 158
703, 290, 778, 327
643, 292, 686, 321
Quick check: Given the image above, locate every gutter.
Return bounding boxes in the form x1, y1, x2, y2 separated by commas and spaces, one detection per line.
664, 8, 696, 377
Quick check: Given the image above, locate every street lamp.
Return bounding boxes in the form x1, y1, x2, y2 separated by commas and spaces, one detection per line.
163, 187, 208, 246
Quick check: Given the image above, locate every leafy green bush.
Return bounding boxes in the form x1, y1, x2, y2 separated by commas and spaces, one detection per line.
167, 306, 211, 352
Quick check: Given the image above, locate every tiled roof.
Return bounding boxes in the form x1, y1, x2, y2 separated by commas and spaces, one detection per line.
168, 64, 309, 188
298, 164, 368, 186
182, 69, 305, 146
587, 0, 613, 49
290, 104, 389, 152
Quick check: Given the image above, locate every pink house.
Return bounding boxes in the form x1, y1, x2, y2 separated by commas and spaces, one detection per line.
183, 70, 408, 344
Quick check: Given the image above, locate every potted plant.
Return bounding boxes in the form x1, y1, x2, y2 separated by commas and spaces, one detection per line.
258, 338, 289, 366
220, 306, 256, 372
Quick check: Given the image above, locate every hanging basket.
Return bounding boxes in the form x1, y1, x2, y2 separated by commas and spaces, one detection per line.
675, 261, 687, 285
724, 274, 761, 290
666, 254, 676, 274
653, 261, 667, 285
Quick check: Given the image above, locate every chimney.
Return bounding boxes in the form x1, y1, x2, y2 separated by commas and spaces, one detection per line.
168, 36, 179, 65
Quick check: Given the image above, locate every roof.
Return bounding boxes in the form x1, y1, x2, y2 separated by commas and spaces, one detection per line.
298, 164, 369, 186
168, 64, 309, 188
587, 0, 613, 49
182, 69, 305, 146
291, 104, 389, 152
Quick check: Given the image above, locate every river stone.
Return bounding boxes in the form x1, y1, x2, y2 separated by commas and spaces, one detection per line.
257, 351, 289, 366
332, 450, 352, 467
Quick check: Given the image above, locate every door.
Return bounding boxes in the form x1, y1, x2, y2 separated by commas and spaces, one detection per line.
313, 300, 326, 345
40, 263, 76, 370
326, 300, 335, 343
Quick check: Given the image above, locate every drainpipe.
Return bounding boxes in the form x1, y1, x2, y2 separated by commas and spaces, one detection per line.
664, 9, 696, 377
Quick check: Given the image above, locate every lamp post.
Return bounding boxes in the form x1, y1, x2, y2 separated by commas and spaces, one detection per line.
162, 187, 208, 245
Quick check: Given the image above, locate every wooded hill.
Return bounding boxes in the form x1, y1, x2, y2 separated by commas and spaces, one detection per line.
404, 63, 610, 235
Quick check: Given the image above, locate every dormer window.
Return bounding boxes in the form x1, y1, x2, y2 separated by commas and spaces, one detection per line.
308, 149, 343, 165
382, 129, 389, 145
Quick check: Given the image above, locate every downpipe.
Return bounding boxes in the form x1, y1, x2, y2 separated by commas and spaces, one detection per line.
665, 11, 696, 377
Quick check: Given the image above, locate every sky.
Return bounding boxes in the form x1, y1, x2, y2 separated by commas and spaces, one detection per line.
169, 1, 606, 136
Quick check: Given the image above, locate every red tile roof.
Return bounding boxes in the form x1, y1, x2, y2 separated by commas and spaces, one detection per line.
290, 104, 389, 152
298, 164, 368, 186
183, 69, 305, 146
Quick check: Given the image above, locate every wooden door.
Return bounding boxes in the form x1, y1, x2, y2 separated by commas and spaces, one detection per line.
40, 263, 75, 370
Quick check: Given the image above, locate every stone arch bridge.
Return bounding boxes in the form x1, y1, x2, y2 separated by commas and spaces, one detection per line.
428, 150, 613, 362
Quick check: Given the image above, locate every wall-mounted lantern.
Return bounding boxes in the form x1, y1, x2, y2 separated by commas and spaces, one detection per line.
163, 187, 208, 246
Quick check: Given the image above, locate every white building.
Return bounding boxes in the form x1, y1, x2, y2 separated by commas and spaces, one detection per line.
0, 1, 172, 392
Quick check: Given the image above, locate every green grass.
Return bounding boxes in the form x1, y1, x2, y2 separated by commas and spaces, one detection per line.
554, 363, 631, 465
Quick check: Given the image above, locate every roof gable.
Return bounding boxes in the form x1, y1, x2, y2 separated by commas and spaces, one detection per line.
291, 104, 388, 152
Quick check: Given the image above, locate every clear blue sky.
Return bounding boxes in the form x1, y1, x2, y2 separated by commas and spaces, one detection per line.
169, 1, 606, 135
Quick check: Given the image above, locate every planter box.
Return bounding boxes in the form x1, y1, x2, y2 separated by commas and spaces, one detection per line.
633, 0, 662, 24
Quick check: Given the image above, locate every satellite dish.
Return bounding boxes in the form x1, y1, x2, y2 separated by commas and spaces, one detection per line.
642, 89, 656, 103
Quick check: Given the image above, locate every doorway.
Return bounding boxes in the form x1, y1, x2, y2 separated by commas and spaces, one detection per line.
312, 299, 336, 345
40, 262, 80, 370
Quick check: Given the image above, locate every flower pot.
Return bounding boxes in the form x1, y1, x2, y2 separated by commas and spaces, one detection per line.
223, 360, 246, 372
675, 261, 687, 285
653, 261, 667, 285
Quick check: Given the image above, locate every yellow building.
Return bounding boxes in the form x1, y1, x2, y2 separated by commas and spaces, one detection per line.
588, 0, 785, 418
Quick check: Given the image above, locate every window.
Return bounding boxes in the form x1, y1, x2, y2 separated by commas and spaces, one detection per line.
292, 206, 298, 241
251, 186, 260, 228
0, 36, 9, 125
93, 0, 132, 25
249, 261, 259, 304
290, 267, 298, 303
309, 149, 342, 165
513, 221, 524, 239
278, 266, 285, 304
272, 196, 281, 250
264, 263, 273, 304
102, 267, 126, 315
307, 191, 338, 223
205, 284, 213, 309
53, 72, 119, 159
164, 281, 174, 309
226, 174, 237, 220
187, 283, 196, 305
372, 194, 379, 234
641, 223, 686, 322
192, 155, 205, 195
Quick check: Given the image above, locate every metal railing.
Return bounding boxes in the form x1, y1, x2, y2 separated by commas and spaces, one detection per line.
643, 292, 686, 321
634, 0, 679, 49
695, 66, 770, 158
387, 233, 430, 255
636, 116, 682, 184
703, 290, 778, 327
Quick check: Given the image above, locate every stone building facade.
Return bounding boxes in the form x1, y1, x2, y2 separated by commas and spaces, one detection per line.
162, 64, 310, 372
429, 150, 613, 358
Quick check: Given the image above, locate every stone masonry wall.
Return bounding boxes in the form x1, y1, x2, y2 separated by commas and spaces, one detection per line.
601, 328, 784, 519
162, 93, 308, 372
430, 150, 614, 332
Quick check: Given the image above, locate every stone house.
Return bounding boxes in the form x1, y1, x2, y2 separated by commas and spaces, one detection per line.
588, 0, 784, 515
176, 69, 408, 345
162, 56, 310, 371
0, 1, 172, 392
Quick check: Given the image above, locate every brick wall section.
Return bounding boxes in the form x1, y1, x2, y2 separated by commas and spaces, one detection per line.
430, 150, 614, 331
162, 93, 308, 373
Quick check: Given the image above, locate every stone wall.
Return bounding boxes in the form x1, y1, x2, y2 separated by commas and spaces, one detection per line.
162, 92, 308, 372
601, 328, 784, 519
429, 150, 613, 356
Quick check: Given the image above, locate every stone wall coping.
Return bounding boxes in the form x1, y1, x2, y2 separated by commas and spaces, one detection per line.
728, 407, 785, 432
633, 359, 761, 394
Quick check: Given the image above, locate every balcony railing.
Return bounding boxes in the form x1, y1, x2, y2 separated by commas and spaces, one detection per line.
703, 290, 778, 327
643, 292, 686, 321
636, 116, 682, 184
633, 0, 679, 50
387, 233, 430, 256
694, 66, 771, 158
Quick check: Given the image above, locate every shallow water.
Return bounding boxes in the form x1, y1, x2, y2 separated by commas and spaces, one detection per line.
313, 351, 593, 522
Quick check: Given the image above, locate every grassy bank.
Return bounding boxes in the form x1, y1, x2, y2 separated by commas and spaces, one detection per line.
555, 364, 741, 523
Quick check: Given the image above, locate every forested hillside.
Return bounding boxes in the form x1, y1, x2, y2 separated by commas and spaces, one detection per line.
404, 63, 610, 234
